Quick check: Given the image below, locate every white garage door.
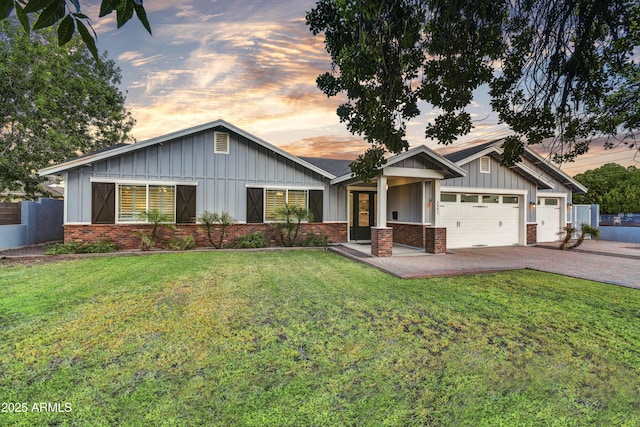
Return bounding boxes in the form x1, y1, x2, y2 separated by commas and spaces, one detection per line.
439, 193, 521, 248
537, 198, 562, 242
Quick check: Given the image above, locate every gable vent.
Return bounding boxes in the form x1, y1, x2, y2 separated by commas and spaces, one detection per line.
214, 131, 229, 154
480, 156, 490, 173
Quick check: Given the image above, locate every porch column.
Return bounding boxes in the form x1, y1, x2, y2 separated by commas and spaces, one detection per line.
371, 175, 393, 257
376, 175, 387, 226
432, 179, 441, 227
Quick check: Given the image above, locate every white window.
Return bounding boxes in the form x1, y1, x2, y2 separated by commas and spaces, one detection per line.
480, 156, 491, 173
265, 189, 308, 221
503, 196, 519, 204
440, 193, 457, 203
117, 184, 176, 223
482, 195, 499, 203
461, 194, 479, 203
214, 131, 229, 154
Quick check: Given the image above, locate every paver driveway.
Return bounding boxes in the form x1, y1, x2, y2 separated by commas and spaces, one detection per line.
335, 245, 640, 289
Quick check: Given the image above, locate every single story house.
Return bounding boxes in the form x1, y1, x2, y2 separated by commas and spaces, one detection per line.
39, 119, 587, 256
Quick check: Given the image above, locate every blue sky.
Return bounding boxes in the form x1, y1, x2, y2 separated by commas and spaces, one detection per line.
84, 0, 637, 175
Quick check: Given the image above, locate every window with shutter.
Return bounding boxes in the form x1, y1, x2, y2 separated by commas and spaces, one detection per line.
92, 182, 115, 224
214, 131, 229, 154
118, 185, 147, 222
149, 185, 176, 221
265, 190, 286, 221
115, 184, 178, 223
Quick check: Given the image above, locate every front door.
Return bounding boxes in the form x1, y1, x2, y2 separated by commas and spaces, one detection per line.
350, 191, 376, 240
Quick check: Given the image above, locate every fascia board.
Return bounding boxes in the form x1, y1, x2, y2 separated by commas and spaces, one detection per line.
522, 149, 588, 193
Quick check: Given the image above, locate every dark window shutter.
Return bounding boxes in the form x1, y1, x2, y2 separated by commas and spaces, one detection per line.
176, 185, 196, 223
92, 182, 115, 224
309, 190, 323, 222
246, 188, 264, 223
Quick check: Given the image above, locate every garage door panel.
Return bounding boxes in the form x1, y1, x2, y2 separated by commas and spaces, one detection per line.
537, 199, 561, 242
440, 193, 521, 248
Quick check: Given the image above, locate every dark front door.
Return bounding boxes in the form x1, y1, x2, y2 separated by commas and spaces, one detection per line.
350, 191, 376, 241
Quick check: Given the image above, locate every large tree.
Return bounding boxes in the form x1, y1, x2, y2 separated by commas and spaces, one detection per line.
573, 163, 640, 213
307, 0, 640, 180
0, 19, 135, 199
0, 0, 150, 59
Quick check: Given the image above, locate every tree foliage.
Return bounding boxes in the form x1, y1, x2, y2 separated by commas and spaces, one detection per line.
0, 0, 151, 59
307, 0, 640, 180
0, 19, 134, 199
573, 163, 640, 213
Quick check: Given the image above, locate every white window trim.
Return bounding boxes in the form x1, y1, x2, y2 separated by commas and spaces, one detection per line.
90, 177, 198, 186
245, 183, 325, 191
115, 183, 177, 224
440, 187, 528, 196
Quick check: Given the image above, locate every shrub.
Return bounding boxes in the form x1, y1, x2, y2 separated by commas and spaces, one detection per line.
559, 223, 600, 250
232, 232, 269, 249
169, 235, 196, 251
301, 231, 330, 247
273, 204, 312, 246
136, 210, 176, 250
45, 240, 117, 255
199, 211, 235, 248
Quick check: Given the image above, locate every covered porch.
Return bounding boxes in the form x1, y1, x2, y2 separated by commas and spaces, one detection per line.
333, 146, 466, 257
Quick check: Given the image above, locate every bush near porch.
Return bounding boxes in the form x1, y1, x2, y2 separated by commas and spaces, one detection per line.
0, 251, 638, 426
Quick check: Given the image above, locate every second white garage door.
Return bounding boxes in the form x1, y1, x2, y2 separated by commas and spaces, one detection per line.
439, 193, 521, 248
537, 198, 562, 242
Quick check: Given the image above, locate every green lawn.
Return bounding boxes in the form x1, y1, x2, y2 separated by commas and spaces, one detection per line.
0, 251, 638, 426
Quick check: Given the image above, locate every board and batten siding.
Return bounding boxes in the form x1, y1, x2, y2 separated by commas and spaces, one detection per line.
387, 182, 423, 223
441, 156, 539, 223
65, 129, 346, 224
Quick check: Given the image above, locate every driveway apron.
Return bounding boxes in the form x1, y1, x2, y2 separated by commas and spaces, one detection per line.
333, 245, 640, 289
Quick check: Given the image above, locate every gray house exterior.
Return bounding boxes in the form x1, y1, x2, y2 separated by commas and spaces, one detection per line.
40, 120, 586, 256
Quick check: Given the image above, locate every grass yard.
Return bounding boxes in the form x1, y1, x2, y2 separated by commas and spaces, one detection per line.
0, 250, 638, 426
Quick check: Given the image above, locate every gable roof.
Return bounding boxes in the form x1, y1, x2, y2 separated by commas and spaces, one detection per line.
331, 145, 467, 184
39, 119, 337, 180
444, 139, 587, 193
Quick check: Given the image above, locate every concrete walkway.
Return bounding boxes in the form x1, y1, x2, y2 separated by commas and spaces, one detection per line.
332, 241, 640, 290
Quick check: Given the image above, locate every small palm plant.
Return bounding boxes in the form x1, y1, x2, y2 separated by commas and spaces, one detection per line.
198, 211, 234, 248
273, 204, 312, 247
559, 223, 600, 250
136, 209, 176, 250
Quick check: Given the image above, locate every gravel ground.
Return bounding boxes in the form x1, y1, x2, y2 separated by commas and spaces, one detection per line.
0, 244, 49, 257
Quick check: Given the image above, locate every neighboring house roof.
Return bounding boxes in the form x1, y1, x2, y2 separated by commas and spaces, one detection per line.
39, 119, 336, 180
444, 139, 587, 194
299, 157, 353, 177
442, 140, 502, 163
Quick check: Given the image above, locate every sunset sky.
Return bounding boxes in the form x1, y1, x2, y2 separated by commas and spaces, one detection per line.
82, 0, 637, 176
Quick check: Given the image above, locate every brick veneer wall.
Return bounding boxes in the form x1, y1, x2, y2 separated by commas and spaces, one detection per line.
424, 227, 446, 254
389, 223, 424, 248
371, 227, 393, 257
64, 223, 347, 250
526, 223, 537, 245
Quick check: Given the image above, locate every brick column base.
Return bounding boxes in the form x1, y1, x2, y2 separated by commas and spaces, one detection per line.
371, 227, 393, 257
526, 223, 537, 245
424, 227, 446, 254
